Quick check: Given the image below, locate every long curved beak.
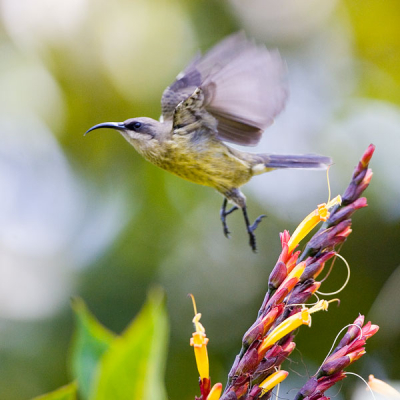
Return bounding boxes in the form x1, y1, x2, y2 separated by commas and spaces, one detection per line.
84, 122, 125, 136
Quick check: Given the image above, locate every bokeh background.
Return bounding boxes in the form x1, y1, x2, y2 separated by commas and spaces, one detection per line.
1, 0, 399, 399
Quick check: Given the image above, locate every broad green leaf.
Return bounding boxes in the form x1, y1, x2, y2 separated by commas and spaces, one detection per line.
31, 382, 77, 400
70, 298, 116, 399
89, 287, 169, 400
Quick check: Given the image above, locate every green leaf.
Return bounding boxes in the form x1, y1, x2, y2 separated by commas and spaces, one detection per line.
31, 382, 77, 400
70, 298, 116, 399
89, 287, 169, 400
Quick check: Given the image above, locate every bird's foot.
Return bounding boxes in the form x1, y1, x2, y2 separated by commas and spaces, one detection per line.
220, 205, 239, 238
221, 198, 266, 251
246, 214, 266, 252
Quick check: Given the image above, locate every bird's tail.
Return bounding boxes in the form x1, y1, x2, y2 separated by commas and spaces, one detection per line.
261, 153, 332, 169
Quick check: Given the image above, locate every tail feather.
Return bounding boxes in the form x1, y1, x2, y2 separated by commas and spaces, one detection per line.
262, 153, 332, 169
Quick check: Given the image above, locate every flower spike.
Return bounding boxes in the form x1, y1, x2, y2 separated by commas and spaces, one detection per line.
192, 146, 378, 400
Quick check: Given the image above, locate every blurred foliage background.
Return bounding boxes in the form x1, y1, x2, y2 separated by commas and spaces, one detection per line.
0, 0, 399, 399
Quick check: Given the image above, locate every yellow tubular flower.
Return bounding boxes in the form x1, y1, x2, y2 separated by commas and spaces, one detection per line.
287, 262, 306, 280
259, 300, 330, 355
259, 370, 289, 394
207, 383, 223, 400
288, 195, 342, 253
189, 295, 210, 380
259, 308, 310, 354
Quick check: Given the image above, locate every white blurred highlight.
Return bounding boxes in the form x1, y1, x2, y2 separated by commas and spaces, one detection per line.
353, 379, 400, 400
98, 1, 195, 105
229, 0, 338, 43
0, 0, 88, 46
0, 115, 127, 320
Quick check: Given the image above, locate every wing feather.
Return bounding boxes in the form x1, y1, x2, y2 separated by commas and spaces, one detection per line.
165, 33, 288, 146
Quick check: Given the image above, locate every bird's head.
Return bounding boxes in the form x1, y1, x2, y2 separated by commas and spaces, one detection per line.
85, 117, 168, 154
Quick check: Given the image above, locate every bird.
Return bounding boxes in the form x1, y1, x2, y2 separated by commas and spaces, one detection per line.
85, 32, 331, 252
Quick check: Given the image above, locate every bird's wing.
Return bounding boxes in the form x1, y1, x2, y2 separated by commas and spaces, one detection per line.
161, 53, 203, 121
163, 32, 288, 146
172, 87, 213, 132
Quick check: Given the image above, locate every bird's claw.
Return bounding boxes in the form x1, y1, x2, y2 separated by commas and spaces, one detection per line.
250, 215, 266, 232
220, 201, 238, 239
246, 214, 266, 253
223, 226, 231, 238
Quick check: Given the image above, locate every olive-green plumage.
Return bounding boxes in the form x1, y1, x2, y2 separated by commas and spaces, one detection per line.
86, 33, 331, 251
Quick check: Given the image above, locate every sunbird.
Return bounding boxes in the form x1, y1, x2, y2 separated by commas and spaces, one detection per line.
86, 33, 331, 251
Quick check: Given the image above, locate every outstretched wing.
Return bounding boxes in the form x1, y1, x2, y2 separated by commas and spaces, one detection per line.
162, 32, 288, 146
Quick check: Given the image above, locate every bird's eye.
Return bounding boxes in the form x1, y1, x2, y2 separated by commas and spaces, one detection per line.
132, 122, 142, 130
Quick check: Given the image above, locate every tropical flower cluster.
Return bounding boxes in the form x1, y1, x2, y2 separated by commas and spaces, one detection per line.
294, 314, 379, 400
190, 145, 379, 400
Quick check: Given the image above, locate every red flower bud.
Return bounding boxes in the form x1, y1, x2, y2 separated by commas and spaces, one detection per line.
235, 348, 259, 375
360, 144, 375, 168
287, 282, 321, 306
293, 377, 318, 399
335, 314, 364, 351
321, 356, 350, 375
327, 197, 368, 225
268, 261, 287, 290
306, 220, 352, 254
243, 306, 283, 348
302, 252, 335, 281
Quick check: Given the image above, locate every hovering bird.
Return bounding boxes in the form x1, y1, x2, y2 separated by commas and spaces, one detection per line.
86, 33, 331, 251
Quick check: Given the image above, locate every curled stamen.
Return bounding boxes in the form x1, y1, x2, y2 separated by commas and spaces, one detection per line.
326, 166, 332, 204
345, 372, 376, 400
316, 253, 351, 296
316, 323, 363, 376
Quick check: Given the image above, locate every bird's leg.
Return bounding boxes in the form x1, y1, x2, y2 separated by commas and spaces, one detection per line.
221, 189, 266, 251
241, 206, 266, 253
220, 198, 238, 238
